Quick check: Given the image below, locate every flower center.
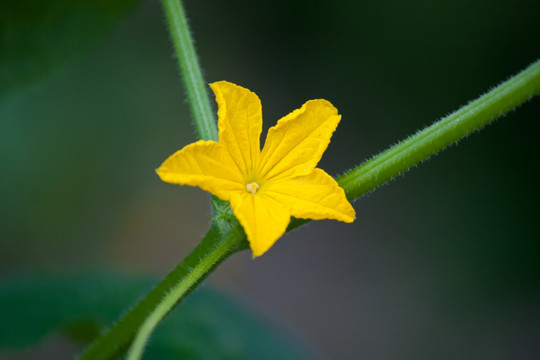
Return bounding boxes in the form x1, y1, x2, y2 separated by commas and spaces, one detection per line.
246, 182, 259, 194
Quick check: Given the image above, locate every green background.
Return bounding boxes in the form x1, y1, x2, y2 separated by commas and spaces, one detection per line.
1, 0, 539, 358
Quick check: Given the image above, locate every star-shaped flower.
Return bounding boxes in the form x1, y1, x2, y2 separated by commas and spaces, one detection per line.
157, 81, 355, 256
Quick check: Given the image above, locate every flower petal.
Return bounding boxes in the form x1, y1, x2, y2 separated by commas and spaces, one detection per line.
265, 168, 355, 223
156, 140, 244, 200
211, 81, 262, 178
229, 192, 291, 257
258, 99, 341, 180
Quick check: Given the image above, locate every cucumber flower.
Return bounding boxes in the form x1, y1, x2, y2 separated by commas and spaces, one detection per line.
157, 81, 355, 256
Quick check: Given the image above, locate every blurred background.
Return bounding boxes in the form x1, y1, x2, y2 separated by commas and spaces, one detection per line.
1, 0, 539, 359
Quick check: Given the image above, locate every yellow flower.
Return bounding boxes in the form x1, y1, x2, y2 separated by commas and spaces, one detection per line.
157, 81, 355, 256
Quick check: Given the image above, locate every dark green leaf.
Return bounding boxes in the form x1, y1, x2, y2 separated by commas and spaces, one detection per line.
0, 273, 150, 348
0, 274, 316, 360
0, 0, 139, 99
148, 288, 315, 360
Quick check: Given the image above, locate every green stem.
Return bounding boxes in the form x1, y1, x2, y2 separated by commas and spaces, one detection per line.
77, 224, 247, 360
288, 59, 540, 231
337, 60, 540, 200
162, 0, 218, 141
125, 224, 245, 360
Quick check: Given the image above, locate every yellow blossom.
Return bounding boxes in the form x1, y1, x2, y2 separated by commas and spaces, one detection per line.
157, 81, 355, 256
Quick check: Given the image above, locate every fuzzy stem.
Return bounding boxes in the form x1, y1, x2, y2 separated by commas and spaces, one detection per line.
287, 59, 540, 232
125, 225, 245, 360
77, 225, 247, 360
337, 60, 540, 200
162, 0, 218, 141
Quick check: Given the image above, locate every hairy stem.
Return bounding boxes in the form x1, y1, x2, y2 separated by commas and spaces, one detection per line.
337, 60, 540, 200
162, 0, 218, 141
287, 59, 540, 232
125, 225, 245, 360
77, 225, 247, 360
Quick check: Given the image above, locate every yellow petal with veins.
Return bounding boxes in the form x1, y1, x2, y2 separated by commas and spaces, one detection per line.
265, 168, 355, 223
156, 140, 244, 200
158, 81, 355, 257
211, 81, 262, 178
229, 192, 291, 257
258, 99, 341, 181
